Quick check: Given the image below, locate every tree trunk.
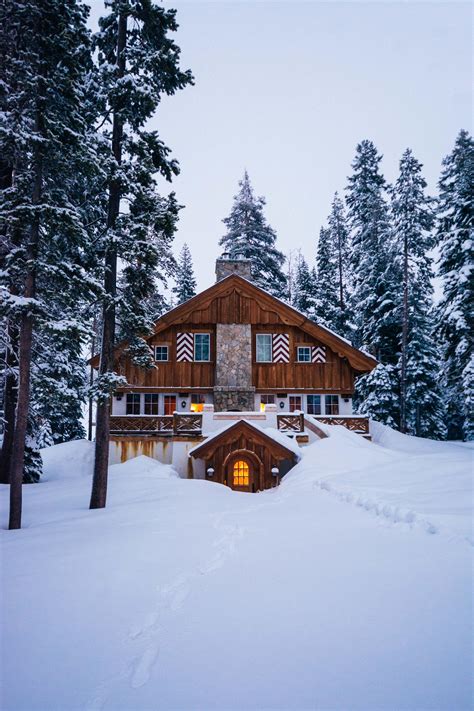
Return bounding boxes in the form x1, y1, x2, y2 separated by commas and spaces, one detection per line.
90, 11, 127, 510
0, 320, 18, 484
8, 140, 42, 529
400, 233, 408, 433
87, 315, 97, 441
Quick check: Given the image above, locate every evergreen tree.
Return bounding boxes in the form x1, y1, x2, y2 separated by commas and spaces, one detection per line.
292, 255, 315, 316
90, 0, 193, 509
355, 364, 400, 428
436, 130, 474, 440
391, 148, 445, 438
0, 0, 96, 527
172, 243, 197, 304
327, 193, 351, 336
346, 140, 402, 426
220, 171, 286, 297
313, 227, 339, 330
346, 140, 401, 360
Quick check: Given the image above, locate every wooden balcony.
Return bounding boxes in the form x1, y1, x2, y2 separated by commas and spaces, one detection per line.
312, 415, 370, 435
277, 413, 305, 432
109, 414, 202, 436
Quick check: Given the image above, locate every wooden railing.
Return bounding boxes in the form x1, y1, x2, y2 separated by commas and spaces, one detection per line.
312, 416, 370, 435
109, 414, 202, 436
277, 413, 305, 433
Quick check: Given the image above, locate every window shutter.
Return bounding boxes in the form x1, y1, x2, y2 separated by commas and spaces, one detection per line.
176, 333, 194, 362
312, 345, 326, 363
272, 333, 289, 363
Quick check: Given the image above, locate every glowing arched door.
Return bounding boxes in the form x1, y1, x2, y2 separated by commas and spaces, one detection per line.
225, 452, 258, 492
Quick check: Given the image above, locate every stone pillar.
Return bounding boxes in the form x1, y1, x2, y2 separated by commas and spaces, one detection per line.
213, 323, 255, 411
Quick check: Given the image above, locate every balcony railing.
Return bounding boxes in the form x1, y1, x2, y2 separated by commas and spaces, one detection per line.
312, 415, 370, 435
277, 413, 305, 432
109, 414, 202, 436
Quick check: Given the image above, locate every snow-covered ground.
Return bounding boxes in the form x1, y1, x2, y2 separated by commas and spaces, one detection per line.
1, 426, 472, 711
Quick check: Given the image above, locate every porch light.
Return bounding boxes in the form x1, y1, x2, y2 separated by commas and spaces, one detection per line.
206, 468, 215, 477
271, 467, 279, 476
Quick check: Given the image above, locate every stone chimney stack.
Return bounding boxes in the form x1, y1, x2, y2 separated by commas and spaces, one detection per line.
215, 252, 252, 282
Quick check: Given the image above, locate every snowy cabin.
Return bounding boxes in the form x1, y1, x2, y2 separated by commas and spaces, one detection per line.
91, 255, 377, 491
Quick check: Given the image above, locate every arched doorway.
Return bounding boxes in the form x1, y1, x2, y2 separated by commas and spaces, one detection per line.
224, 450, 263, 492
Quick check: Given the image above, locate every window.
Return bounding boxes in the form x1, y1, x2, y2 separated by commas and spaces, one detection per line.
154, 345, 168, 362
164, 395, 177, 416
233, 460, 249, 487
289, 396, 302, 412
194, 333, 210, 362
144, 394, 159, 415
260, 394, 275, 412
307, 395, 321, 415
297, 346, 311, 362
325, 395, 339, 415
126, 393, 141, 415
256, 334, 272, 362
190, 394, 206, 413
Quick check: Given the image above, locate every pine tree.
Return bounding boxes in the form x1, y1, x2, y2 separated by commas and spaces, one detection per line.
0, 0, 96, 527
220, 171, 286, 297
292, 255, 315, 317
391, 148, 445, 438
313, 227, 339, 330
90, 1, 193, 509
173, 243, 197, 304
355, 364, 400, 428
436, 130, 474, 440
346, 140, 402, 426
346, 140, 401, 360
328, 193, 351, 336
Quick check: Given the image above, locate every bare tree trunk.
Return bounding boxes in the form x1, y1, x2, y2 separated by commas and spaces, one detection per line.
0, 320, 18, 484
400, 233, 408, 433
90, 12, 127, 510
8, 138, 42, 529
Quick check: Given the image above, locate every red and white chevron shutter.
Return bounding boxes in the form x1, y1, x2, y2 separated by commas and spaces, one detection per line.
176, 333, 194, 362
312, 345, 326, 363
272, 333, 290, 363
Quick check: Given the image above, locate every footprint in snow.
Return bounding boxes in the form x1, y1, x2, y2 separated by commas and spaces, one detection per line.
130, 644, 160, 689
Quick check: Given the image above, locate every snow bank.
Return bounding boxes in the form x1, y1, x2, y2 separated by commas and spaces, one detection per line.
109, 455, 178, 479
282, 424, 473, 543
40, 438, 95, 481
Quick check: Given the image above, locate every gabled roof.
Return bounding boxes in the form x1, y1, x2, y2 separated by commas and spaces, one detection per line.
189, 419, 300, 461
151, 274, 376, 372
90, 274, 377, 372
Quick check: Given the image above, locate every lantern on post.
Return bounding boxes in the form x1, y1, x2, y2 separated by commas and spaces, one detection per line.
206, 467, 215, 478
271, 467, 279, 477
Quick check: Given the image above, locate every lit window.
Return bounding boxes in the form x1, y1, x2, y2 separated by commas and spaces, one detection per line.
144, 394, 159, 415
307, 395, 321, 415
297, 346, 311, 362
194, 334, 210, 362
190, 394, 205, 412
164, 395, 177, 416
256, 334, 272, 362
126, 393, 140, 415
325, 395, 339, 415
233, 460, 249, 487
289, 396, 302, 412
155, 345, 168, 362
260, 394, 275, 412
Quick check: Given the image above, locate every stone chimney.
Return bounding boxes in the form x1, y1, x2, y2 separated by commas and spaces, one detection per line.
215, 252, 252, 282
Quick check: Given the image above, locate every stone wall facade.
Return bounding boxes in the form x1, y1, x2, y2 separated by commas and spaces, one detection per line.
214, 322, 255, 411
215, 256, 252, 282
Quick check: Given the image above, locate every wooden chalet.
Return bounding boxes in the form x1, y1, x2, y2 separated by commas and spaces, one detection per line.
93, 256, 376, 491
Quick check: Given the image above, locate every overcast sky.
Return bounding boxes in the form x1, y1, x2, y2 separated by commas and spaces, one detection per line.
90, 1, 472, 291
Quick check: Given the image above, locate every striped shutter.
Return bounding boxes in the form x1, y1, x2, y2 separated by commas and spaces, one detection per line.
312, 345, 326, 363
272, 333, 290, 363
176, 333, 194, 362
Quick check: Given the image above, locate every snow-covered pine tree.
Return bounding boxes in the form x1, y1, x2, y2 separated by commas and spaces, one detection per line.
220, 171, 286, 297
313, 227, 339, 330
172, 243, 197, 304
90, 1, 193, 509
346, 140, 401, 360
436, 130, 474, 440
292, 254, 315, 317
0, 0, 96, 527
328, 193, 352, 337
346, 140, 402, 427
355, 363, 400, 428
391, 148, 445, 438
